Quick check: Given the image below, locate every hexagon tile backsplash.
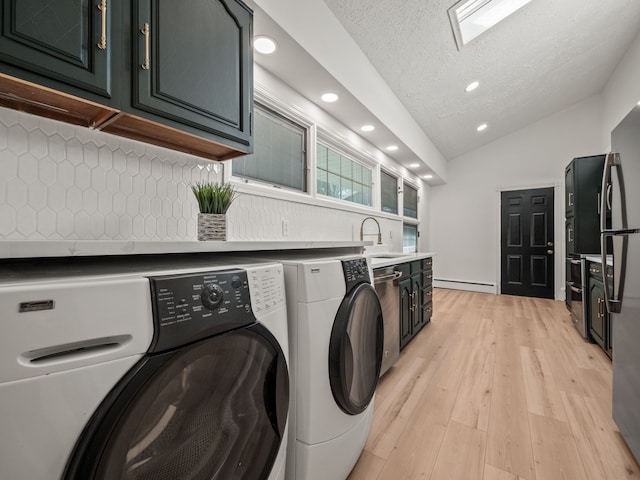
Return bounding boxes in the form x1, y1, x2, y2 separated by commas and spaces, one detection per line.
0, 106, 402, 245
0, 107, 222, 241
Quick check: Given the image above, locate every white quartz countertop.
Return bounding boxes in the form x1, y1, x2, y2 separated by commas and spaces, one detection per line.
0, 240, 369, 259
367, 252, 435, 268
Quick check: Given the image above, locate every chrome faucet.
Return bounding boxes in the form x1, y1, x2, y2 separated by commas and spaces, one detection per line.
359, 216, 382, 244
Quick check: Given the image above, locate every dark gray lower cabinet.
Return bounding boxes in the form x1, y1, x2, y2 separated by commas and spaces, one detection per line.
587, 261, 612, 358
399, 258, 432, 350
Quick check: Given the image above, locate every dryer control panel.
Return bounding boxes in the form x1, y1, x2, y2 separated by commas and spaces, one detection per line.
148, 269, 255, 353
342, 258, 371, 293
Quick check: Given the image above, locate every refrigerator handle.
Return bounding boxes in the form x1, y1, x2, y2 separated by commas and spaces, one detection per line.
600, 152, 629, 315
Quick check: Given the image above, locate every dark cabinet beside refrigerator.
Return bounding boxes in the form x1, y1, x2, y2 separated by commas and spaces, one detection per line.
399, 258, 432, 350
587, 261, 613, 358
565, 155, 606, 255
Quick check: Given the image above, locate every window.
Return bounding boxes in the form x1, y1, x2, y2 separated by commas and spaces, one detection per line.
380, 170, 398, 214
233, 104, 307, 191
403, 183, 418, 218
403, 224, 418, 253
448, 0, 534, 49
317, 143, 372, 206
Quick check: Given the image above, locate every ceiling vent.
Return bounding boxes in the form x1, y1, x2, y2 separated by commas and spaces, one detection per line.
448, 0, 533, 49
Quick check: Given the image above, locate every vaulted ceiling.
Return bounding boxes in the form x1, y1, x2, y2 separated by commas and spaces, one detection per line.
323, 0, 640, 159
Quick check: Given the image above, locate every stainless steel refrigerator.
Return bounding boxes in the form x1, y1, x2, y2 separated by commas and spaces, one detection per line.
602, 106, 640, 462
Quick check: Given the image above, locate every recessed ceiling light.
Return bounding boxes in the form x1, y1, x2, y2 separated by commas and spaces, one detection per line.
361, 125, 375, 132
254, 36, 278, 55
321, 92, 339, 103
637, 100, 640, 106
477, 123, 488, 132
465, 81, 480, 92
409, 163, 420, 168
386, 145, 399, 151
423, 174, 433, 179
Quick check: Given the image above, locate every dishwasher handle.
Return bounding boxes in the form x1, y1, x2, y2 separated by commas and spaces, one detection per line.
373, 270, 403, 284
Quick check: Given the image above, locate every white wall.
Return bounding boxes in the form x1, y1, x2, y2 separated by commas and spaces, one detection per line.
429, 95, 603, 298
602, 29, 640, 149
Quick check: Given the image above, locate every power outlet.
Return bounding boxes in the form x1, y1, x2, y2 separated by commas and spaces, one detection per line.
282, 220, 289, 237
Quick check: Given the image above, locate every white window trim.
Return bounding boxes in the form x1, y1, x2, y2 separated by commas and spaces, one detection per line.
380, 167, 400, 216
225, 82, 423, 221
316, 128, 378, 209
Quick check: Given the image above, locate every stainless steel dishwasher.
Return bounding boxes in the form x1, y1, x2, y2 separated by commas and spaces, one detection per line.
373, 265, 402, 377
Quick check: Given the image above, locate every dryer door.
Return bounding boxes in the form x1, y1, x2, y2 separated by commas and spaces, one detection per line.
64, 324, 289, 480
329, 282, 383, 415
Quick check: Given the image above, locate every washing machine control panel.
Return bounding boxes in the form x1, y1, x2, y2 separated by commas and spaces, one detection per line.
148, 269, 255, 353
342, 258, 371, 292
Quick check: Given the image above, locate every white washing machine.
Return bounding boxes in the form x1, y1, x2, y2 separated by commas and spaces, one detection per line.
0, 256, 289, 480
266, 254, 384, 480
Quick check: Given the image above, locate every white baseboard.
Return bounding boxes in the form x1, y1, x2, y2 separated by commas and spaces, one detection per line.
433, 278, 498, 295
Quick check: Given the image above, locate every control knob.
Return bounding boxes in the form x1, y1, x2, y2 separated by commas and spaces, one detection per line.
201, 284, 224, 310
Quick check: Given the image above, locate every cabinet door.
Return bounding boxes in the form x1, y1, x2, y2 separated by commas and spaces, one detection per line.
565, 162, 575, 217
588, 277, 606, 349
399, 278, 412, 350
133, 0, 253, 151
566, 218, 575, 255
0, 0, 114, 99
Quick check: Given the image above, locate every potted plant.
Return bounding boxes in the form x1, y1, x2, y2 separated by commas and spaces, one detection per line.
191, 181, 237, 240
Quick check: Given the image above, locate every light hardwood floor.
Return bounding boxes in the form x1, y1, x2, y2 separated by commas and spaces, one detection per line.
347, 288, 640, 480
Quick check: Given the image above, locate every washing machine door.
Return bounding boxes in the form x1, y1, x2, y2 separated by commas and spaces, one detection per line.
329, 282, 383, 415
64, 323, 289, 480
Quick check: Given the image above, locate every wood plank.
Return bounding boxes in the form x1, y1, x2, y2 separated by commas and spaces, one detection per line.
346, 450, 385, 480
529, 412, 589, 480
374, 384, 456, 480
450, 341, 496, 431
483, 463, 527, 480
365, 357, 436, 459
486, 308, 536, 479
430, 420, 486, 480
520, 346, 567, 421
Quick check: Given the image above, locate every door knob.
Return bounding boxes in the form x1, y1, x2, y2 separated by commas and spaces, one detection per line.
547, 249, 554, 254
547, 241, 553, 246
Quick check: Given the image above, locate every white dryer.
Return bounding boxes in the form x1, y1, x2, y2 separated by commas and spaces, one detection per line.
276, 255, 384, 480
0, 257, 289, 480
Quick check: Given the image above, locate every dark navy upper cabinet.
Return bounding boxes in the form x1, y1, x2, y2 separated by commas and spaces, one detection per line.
564, 155, 606, 255
130, 0, 253, 153
0, 0, 253, 160
0, 0, 120, 104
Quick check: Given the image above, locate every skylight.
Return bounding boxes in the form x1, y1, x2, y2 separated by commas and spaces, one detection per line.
448, 0, 533, 49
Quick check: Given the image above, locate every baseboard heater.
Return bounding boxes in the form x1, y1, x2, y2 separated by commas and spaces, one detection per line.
433, 278, 497, 295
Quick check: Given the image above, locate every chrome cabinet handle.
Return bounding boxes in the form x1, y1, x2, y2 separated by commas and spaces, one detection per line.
140, 23, 150, 70
97, 0, 107, 50
568, 192, 574, 207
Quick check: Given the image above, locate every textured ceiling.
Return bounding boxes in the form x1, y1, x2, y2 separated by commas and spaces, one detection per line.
322, 0, 640, 159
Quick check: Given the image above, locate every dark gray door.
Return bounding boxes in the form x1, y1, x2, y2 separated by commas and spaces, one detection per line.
133, 0, 252, 149
0, 0, 116, 99
501, 187, 555, 299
